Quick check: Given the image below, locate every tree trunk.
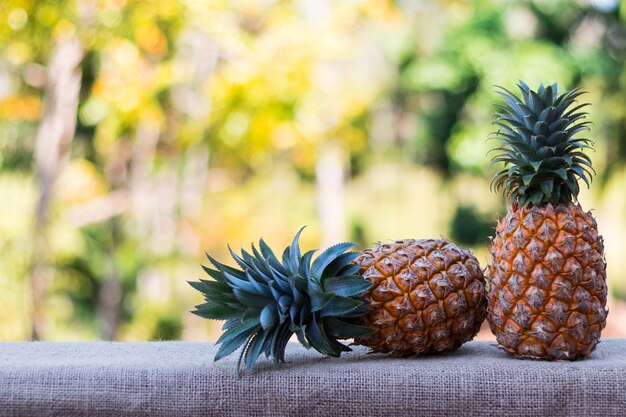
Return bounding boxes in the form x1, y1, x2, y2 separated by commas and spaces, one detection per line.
315, 143, 347, 248
30, 38, 83, 340
97, 252, 122, 341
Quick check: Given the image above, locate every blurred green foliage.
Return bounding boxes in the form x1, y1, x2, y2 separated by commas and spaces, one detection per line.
1, 0, 626, 341
449, 205, 497, 247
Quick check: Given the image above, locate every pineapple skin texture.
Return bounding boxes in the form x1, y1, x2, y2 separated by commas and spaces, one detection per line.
354, 239, 487, 355
487, 202, 608, 360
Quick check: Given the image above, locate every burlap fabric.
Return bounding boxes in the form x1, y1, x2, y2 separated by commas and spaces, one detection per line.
0, 340, 624, 416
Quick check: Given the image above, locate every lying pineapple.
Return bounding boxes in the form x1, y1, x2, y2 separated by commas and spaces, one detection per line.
189, 230, 486, 372
488, 82, 608, 360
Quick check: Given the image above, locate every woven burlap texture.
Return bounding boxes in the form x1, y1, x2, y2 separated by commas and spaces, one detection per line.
0, 340, 624, 417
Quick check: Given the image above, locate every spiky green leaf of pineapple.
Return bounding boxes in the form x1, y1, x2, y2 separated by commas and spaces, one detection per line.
490, 81, 594, 206
188, 227, 373, 374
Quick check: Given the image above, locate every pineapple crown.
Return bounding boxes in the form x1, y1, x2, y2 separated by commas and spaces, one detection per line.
490, 81, 595, 206
188, 227, 372, 374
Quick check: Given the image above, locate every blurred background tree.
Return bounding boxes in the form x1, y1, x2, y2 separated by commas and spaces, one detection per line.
1, 0, 626, 341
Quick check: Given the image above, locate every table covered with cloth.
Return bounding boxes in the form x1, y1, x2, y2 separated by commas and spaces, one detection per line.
0, 339, 625, 417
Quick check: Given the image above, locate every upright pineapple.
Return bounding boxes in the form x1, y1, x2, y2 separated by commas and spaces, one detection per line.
488, 82, 608, 360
